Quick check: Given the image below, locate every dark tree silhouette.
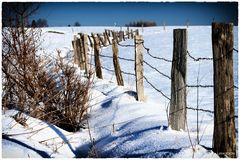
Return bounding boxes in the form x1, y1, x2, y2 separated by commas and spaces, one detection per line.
74, 21, 81, 26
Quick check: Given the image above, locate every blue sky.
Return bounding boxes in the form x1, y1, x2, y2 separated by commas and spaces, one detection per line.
31, 2, 238, 26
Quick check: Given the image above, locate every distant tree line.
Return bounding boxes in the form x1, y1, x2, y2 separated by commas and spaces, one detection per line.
125, 20, 157, 27
31, 18, 48, 27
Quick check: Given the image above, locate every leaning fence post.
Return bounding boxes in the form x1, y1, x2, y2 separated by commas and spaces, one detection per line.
72, 40, 77, 64
112, 38, 124, 86
73, 35, 81, 67
97, 33, 105, 47
135, 35, 144, 101
103, 32, 108, 46
130, 29, 134, 39
135, 29, 139, 36
169, 29, 187, 131
83, 34, 90, 76
212, 23, 236, 158
112, 31, 118, 43
88, 35, 93, 48
78, 33, 86, 70
105, 30, 112, 45
92, 33, 103, 79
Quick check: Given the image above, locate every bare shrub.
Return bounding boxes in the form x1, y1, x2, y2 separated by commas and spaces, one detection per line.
2, 3, 92, 132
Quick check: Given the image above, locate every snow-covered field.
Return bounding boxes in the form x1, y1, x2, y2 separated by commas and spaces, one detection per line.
2, 26, 238, 158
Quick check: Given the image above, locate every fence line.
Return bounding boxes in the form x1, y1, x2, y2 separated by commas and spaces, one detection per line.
73, 26, 238, 120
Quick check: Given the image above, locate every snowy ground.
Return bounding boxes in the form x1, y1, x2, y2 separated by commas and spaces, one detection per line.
2, 26, 238, 158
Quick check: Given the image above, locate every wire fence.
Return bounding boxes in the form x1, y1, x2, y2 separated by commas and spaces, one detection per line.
4, 29, 239, 142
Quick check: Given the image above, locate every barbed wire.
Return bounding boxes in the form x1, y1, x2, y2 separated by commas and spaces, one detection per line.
186, 106, 214, 114
233, 48, 238, 53
143, 76, 171, 100
88, 62, 135, 77
142, 42, 172, 63
117, 42, 135, 47
187, 50, 213, 61
186, 84, 214, 88
143, 60, 171, 80
187, 107, 238, 118
88, 53, 134, 62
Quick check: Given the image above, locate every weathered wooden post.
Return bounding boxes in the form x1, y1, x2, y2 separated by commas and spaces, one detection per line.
97, 33, 105, 47
104, 30, 112, 45
107, 30, 111, 37
112, 31, 118, 43
73, 35, 81, 67
122, 31, 125, 41
135, 35, 144, 101
112, 38, 124, 86
130, 29, 134, 39
78, 33, 86, 70
92, 33, 103, 79
212, 23, 236, 158
119, 31, 125, 41
135, 29, 139, 36
72, 40, 77, 64
83, 34, 90, 76
103, 32, 108, 46
127, 27, 130, 39
88, 35, 93, 48
169, 29, 187, 131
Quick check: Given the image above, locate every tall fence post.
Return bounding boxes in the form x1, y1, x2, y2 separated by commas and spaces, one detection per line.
92, 33, 103, 79
97, 33, 105, 47
130, 29, 134, 39
103, 32, 108, 46
78, 33, 86, 70
72, 39, 77, 64
135, 29, 139, 36
83, 34, 89, 76
88, 35, 93, 48
105, 30, 112, 45
127, 27, 130, 39
112, 38, 124, 86
112, 31, 118, 43
73, 35, 81, 67
212, 23, 236, 158
169, 29, 187, 131
135, 35, 144, 101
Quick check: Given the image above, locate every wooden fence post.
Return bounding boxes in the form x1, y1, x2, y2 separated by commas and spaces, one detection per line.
112, 31, 118, 43
130, 29, 134, 39
135, 35, 144, 101
72, 40, 77, 64
103, 32, 108, 46
92, 33, 103, 79
136, 29, 139, 36
97, 33, 105, 47
127, 27, 130, 39
105, 30, 112, 45
112, 38, 124, 86
212, 23, 236, 158
73, 35, 81, 67
78, 33, 86, 70
83, 34, 89, 76
107, 30, 111, 37
88, 35, 93, 48
119, 31, 124, 42
122, 31, 125, 41
169, 29, 187, 131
